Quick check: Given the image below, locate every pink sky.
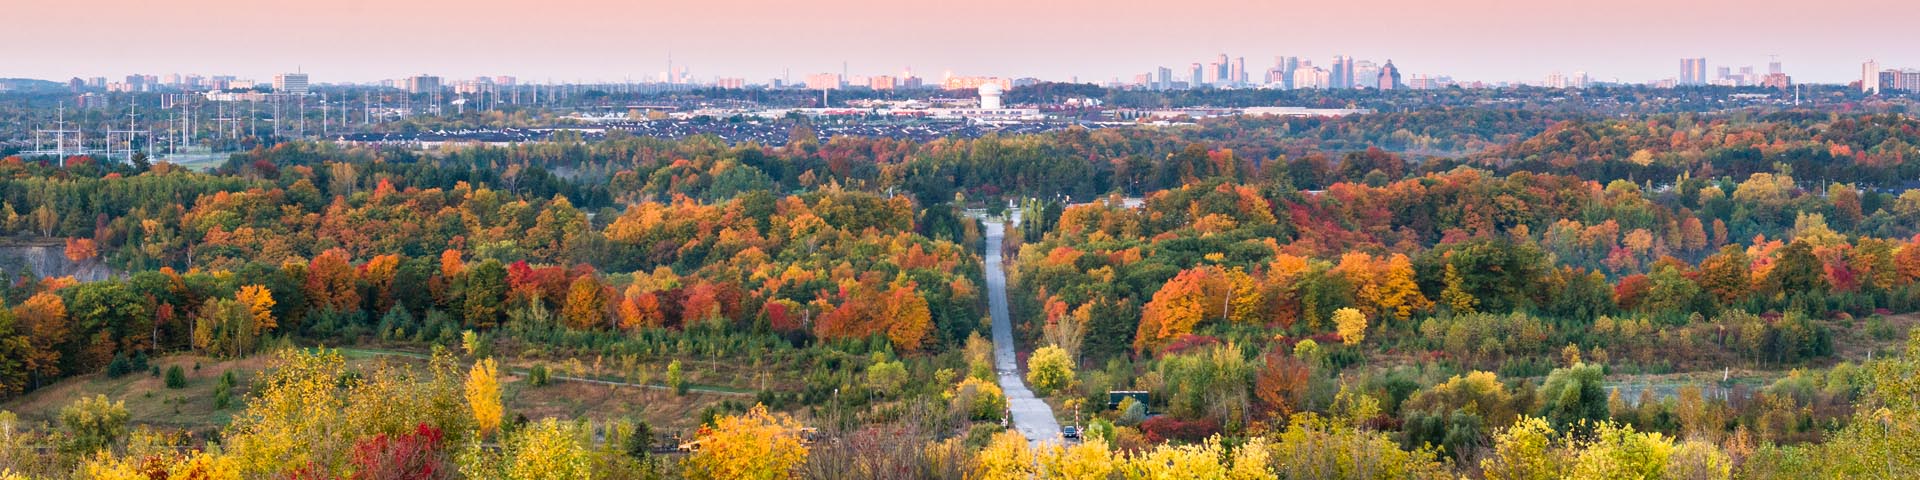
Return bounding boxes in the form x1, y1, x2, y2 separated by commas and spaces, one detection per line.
3, 0, 1913, 84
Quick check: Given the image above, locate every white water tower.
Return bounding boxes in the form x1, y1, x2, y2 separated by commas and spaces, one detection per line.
979, 83, 1004, 110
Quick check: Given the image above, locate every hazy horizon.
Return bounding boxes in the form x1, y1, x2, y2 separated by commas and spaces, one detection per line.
4, 0, 1915, 85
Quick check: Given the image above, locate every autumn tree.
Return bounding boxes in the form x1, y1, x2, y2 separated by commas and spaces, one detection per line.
56, 394, 128, 458
64, 238, 98, 262
1135, 268, 1211, 353
972, 430, 1037, 479
560, 275, 607, 330
236, 285, 278, 335
12, 292, 67, 380
465, 358, 502, 438
463, 260, 508, 329
1026, 345, 1074, 396
1254, 346, 1312, 416
306, 248, 361, 313
496, 418, 592, 480
1440, 263, 1477, 315
683, 404, 810, 480
1334, 308, 1368, 346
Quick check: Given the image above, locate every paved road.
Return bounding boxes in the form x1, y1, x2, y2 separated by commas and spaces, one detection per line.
981, 216, 1064, 446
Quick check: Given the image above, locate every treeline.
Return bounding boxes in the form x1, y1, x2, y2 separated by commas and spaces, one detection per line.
0, 186, 984, 399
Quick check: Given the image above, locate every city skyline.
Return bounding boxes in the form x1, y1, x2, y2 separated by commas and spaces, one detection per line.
3, 0, 1917, 85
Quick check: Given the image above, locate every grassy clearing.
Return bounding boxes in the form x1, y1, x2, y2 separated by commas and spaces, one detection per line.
3, 346, 804, 439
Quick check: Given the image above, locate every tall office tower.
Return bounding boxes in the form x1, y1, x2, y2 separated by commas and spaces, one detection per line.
1230, 57, 1246, 85
1862, 60, 1881, 93
1274, 56, 1299, 88
1215, 54, 1230, 86
273, 73, 310, 95
1156, 67, 1172, 91
1680, 58, 1708, 85
1293, 66, 1330, 90
1330, 56, 1348, 89
1377, 60, 1402, 90
1188, 63, 1204, 89
1206, 61, 1223, 85
1343, 56, 1357, 88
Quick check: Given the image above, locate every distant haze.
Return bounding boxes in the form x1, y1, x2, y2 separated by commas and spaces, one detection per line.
4, 0, 1913, 85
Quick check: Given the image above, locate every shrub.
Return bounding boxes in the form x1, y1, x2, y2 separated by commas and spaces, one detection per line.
164, 365, 187, 389
105, 353, 133, 378
1138, 416, 1220, 444
528, 364, 551, 387
667, 360, 687, 396
214, 371, 237, 410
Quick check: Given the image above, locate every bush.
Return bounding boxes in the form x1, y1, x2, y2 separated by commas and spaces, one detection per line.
528, 364, 551, 387
105, 354, 133, 378
214, 371, 237, 410
1866, 316, 1899, 341
1138, 416, 1220, 443
164, 365, 187, 389
667, 360, 687, 396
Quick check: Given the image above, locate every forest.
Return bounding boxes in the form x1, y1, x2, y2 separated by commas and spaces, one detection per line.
1, 105, 1919, 479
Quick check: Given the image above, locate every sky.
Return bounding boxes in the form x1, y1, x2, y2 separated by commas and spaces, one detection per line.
3, 0, 1914, 85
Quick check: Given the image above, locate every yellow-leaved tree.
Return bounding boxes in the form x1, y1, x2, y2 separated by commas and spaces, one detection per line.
466, 357, 502, 438
236, 285, 277, 334
501, 418, 592, 480
1037, 437, 1119, 479
683, 404, 810, 480
1026, 344, 1074, 396
973, 430, 1037, 479
1123, 437, 1229, 478
1334, 308, 1368, 346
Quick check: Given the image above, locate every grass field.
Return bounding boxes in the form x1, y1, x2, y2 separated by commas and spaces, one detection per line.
2, 347, 802, 438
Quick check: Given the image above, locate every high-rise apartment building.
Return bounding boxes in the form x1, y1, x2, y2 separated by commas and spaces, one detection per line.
1680, 58, 1708, 85
1863, 60, 1881, 93
273, 73, 310, 95
405, 75, 442, 94
805, 73, 842, 90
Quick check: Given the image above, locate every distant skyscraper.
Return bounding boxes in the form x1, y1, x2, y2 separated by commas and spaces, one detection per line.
1293, 66, 1330, 90
1377, 60, 1402, 90
273, 73, 310, 95
1272, 56, 1299, 88
1863, 60, 1882, 93
1680, 58, 1708, 85
1328, 55, 1357, 89
1215, 54, 1230, 86
1155, 67, 1172, 91
405, 75, 441, 94
1188, 63, 1204, 89
1330, 56, 1348, 89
